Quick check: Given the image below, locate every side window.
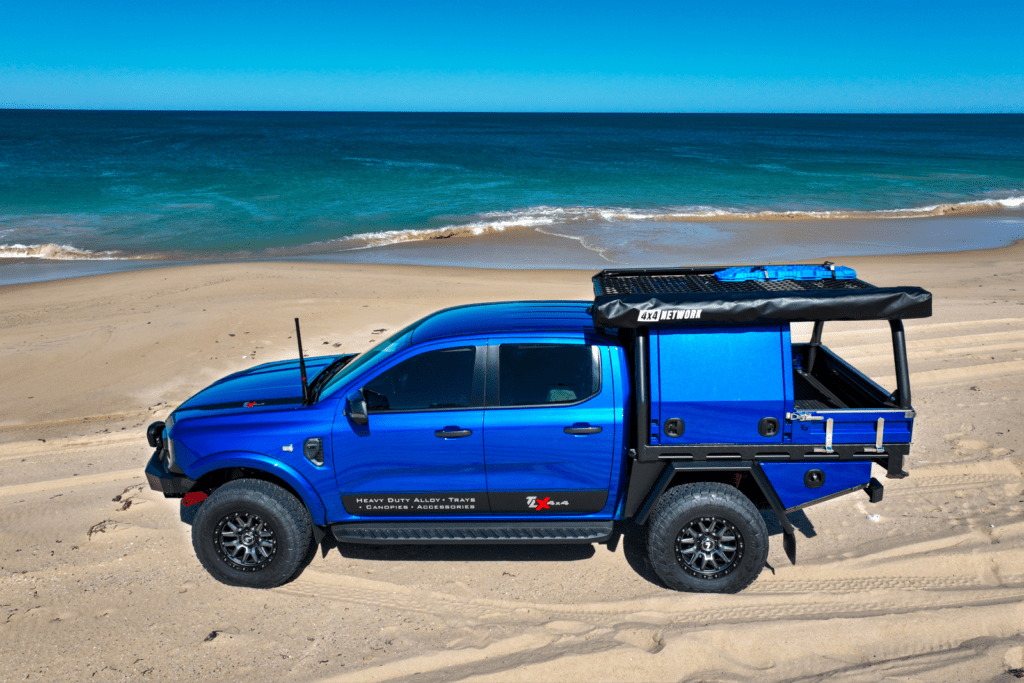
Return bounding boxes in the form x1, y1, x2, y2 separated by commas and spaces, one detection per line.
363, 346, 477, 412
498, 344, 600, 407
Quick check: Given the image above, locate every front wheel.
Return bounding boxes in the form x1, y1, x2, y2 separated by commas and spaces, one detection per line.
192, 479, 313, 588
646, 482, 768, 593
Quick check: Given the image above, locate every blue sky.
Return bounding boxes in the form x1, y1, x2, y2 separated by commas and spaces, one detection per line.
2, 0, 1022, 112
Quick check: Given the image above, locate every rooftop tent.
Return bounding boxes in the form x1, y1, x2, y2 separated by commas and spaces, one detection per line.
590, 264, 932, 328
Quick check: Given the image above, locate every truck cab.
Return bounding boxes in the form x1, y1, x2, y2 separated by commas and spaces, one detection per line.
145, 263, 931, 593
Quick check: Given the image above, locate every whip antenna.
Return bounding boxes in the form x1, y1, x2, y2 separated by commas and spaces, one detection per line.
295, 318, 310, 405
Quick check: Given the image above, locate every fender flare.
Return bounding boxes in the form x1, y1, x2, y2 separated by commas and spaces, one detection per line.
186, 451, 328, 525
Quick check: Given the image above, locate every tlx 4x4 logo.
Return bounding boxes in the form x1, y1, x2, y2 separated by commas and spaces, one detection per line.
526, 495, 569, 511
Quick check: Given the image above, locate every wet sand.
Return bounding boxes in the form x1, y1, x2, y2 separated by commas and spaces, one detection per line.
3, 211, 1023, 284
1, 244, 1024, 682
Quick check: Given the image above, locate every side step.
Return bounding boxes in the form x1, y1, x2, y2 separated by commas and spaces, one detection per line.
331, 520, 614, 545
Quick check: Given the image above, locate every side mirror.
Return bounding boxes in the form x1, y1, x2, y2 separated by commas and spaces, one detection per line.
346, 390, 369, 425
363, 388, 389, 411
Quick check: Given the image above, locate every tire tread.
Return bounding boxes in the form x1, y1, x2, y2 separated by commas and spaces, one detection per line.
192, 479, 313, 589
646, 482, 768, 594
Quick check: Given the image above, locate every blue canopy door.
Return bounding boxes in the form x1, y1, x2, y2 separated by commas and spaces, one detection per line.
651, 324, 791, 445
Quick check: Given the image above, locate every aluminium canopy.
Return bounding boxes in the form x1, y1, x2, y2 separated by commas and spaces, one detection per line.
590, 265, 932, 328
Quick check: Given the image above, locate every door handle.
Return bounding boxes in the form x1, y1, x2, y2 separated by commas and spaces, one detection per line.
435, 427, 473, 438
564, 424, 602, 435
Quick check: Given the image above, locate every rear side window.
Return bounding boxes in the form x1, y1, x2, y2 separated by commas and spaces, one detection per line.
363, 346, 477, 412
498, 344, 600, 407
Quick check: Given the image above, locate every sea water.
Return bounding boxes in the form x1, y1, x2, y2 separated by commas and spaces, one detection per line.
2, 111, 1023, 281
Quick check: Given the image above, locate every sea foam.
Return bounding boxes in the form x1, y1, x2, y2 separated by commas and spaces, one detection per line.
3, 195, 1021, 261
330, 195, 1024, 250
0, 243, 129, 260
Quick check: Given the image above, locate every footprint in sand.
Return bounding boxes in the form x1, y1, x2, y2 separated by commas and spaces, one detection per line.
614, 627, 665, 653
955, 439, 992, 450
1005, 646, 1024, 670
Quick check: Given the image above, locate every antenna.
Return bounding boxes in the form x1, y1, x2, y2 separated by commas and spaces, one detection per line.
295, 318, 310, 406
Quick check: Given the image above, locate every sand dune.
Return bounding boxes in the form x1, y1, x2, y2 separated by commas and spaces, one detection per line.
1, 245, 1023, 682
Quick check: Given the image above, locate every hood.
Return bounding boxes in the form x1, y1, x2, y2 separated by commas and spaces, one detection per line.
177, 355, 342, 413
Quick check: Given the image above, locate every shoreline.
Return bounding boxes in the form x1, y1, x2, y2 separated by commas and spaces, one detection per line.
3, 225, 1024, 288
2, 210, 1024, 287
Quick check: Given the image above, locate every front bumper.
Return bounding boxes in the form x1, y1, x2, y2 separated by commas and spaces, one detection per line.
145, 450, 196, 497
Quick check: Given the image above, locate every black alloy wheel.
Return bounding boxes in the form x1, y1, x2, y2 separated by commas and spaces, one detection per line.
675, 515, 743, 580
215, 511, 278, 571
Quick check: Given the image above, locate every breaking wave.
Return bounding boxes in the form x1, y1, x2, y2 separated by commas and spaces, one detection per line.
0, 243, 133, 260
2, 194, 1021, 260
332, 195, 1024, 250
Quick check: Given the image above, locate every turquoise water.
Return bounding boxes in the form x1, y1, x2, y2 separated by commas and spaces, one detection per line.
1, 111, 1023, 272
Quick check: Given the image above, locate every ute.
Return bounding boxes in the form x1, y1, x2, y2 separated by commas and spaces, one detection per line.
145, 263, 931, 593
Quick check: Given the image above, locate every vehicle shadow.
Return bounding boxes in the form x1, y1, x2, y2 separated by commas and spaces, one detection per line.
619, 522, 670, 589
305, 523, 671, 589
180, 502, 200, 525
307, 514, 814, 589
763, 508, 817, 538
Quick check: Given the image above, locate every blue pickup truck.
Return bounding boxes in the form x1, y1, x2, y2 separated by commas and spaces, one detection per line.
145, 264, 931, 593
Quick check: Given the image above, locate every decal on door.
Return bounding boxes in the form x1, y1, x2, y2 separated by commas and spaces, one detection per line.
490, 490, 608, 514
342, 490, 609, 515
342, 492, 491, 516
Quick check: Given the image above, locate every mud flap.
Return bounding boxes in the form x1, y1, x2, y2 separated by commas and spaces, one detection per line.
748, 463, 797, 565
885, 449, 909, 479
783, 530, 796, 565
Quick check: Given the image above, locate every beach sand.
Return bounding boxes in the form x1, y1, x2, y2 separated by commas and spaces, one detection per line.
2, 245, 1023, 682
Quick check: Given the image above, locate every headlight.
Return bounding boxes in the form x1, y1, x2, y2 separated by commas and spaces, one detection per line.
164, 414, 177, 469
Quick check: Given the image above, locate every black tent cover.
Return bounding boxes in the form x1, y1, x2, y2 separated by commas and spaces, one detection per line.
589, 266, 932, 328
591, 287, 931, 327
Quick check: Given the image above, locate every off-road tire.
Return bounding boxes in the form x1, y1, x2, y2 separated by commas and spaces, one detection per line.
646, 482, 768, 593
192, 479, 313, 588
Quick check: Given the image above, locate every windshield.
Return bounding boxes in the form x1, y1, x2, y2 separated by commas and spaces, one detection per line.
316, 322, 418, 400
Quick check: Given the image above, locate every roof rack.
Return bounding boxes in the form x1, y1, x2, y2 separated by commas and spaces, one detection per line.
593, 264, 873, 297
590, 264, 931, 328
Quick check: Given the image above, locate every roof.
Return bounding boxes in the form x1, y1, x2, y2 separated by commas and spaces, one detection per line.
591, 265, 932, 328
410, 301, 595, 343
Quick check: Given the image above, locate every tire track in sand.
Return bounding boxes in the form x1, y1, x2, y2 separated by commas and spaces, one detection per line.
0, 434, 141, 462
278, 569, 1024, 629
294, 571, 1024, 683
0, 469, 142, 498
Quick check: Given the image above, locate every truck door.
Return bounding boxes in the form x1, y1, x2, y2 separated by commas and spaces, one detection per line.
482, 341, 615, 514
332, 344, 489, 516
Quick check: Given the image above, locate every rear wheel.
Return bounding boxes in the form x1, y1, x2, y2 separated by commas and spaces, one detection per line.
646, 482, 768, 593
192, 479, 312, 588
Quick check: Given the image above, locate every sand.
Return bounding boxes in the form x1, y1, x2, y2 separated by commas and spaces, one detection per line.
1, 246, 1023, 682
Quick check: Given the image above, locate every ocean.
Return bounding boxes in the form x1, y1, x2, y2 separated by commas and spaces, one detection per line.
2, 111, 1023, 283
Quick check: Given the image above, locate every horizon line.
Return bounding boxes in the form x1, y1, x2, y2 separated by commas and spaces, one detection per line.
3, 108, 1024, 115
